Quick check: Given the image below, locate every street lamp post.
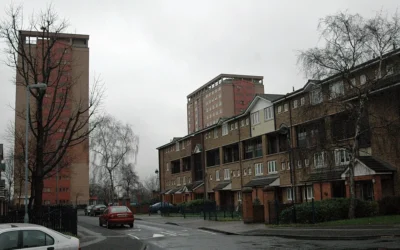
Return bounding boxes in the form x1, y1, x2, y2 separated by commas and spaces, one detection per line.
24, 83, 47, 223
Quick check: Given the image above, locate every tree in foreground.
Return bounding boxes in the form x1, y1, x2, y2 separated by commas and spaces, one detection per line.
0, 4, 103, 214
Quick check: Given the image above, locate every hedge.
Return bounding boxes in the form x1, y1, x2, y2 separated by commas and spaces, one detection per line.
279, 198, 379, 224
378, 196, 400, 215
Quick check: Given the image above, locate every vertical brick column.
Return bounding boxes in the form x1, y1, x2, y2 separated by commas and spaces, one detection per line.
215, 191, 221, 207
263, 186, 276, 223
373, 176, 382, 201
242, 187, 254, 224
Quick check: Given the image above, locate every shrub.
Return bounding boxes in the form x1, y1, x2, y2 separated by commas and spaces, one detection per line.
279, 198, 379, 224
378, 196, 400, 215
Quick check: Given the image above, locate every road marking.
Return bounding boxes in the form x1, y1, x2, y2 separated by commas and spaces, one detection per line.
128, 234, 140, 240
198, 229, 216, 235
161, 231, 177, 236
153, 233, 165, 238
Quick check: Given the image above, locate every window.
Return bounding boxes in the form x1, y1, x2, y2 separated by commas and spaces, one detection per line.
284, 103, 289, 112
224, 169, 230, 180
287, 161, 290, 170
243, 137, 262, 159
287, 188, 294, 201
243, 169, 247, 176
303, 186, 314, 200
237, 170, 240, 177
293, 100, 298, 109
183, 176, 186, 185
277, 105, 282, 113
386, 64, 394, 75
230, 124, 235, 130
297, 127, 307, 148
267, 161, 277, 174
216, 170, 220, 181
329, 81, 344, 99
297, 160, 302, 168
255, 163, 264, 176
350, 78, 356, 88
264, 106, 273, 120
305, 159, 309, 167
22, 230, 54, 247
177, 177, 181, 186
251, 111, 260, 124
314, 152, 325, 168
222, 124, 228, 136
214, 128, 218, 138
248, 167, 252, 175
360, 74, 366, 85
241, 120, 245, 127
300, 97, 305, 106
281, 162, 286, 170
182, 141, 185, 149
176, 142, 180, 151
310, 86, 322, 104
0, 231, 19, 249
335, 149, 351, 166
235, 122, 238, 129
245, 118, 249, 125
237, 192, 242, 202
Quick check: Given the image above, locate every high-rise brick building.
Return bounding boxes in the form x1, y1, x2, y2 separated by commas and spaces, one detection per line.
13, 31, 90, 205
186, 74, 264, 133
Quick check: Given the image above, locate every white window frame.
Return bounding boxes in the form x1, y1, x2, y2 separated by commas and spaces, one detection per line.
293, 100, 298, 109
329, 81, 344, 99
183, 176, 186, 185
281, 162, 286, 171
305, 159, 309, 167
241, 120, 245, 127
214, 128, 218, 138
297, 160, 302, 168
284, 103, 289, 112
224, 169, 230, 180
360, 74, 366, 85
267, 161, 277, 174
209, 174, 213, 181
177, 177, 181, 186
251, 111, 260, 125
216, 170, 220, 181
303, 186, 314, 200
310, 86, 322, 105
314, 152, 325, 168
300, 97, 305, 106
182, 141, 185, 149
254, 163, 264, 176
264, 106, 274, 121
222, 124, 228, 136
287, 161, 291, 170
277, 105, 282, 113
166, 163, 170, 172
245, 118, 249, 125
248, 167, 252, 175
176, 142, 180, 151
287, 188, 295, 201
230, 124, 235, 130
335, 149, 351, 166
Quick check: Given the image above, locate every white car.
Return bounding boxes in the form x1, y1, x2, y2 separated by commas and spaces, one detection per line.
0, 223, 80, 250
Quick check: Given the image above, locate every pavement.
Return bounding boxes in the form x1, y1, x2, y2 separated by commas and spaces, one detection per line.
76, 212, 400, 249
135, 214, 400, 240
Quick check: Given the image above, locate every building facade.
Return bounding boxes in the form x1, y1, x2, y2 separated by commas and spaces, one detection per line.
158, 49, 400, 210
187, 74, 264, 134
13, 31, 90, 205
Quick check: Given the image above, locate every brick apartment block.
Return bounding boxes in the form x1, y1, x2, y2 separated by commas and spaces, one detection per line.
157, 52, 400, 212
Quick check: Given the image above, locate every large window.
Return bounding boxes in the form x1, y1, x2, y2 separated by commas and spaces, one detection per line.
267, 133, 288, 154
303, 186, 314, 200
287, 188, 295, 201
296, 120, 325, 148
171, 160, 180, 174
255, 163, 264, 176
329, 81, 344, 99
182, 157, 191, 171
314, 152, 325, 168
222, 124, 228, 136
223, 143, 239, 164
268, 161, 277, 174
206, 149, 220, 167
216, 170, 220, 181
251, 111, 260, 124
243, 137, 262, 159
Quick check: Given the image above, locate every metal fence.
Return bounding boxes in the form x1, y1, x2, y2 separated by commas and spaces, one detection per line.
0, 205, 78, 235
268, 199, 316, 224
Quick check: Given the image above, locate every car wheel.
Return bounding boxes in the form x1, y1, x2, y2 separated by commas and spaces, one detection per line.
129, 223, 133, 228
99, 219, 102, 227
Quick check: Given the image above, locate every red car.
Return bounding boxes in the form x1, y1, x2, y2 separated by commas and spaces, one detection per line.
99, 206, 134, 229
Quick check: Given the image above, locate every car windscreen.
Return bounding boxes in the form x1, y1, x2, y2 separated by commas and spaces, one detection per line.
111, 207, 131, 213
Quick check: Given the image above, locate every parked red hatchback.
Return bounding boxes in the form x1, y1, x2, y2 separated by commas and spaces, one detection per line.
99, 206, 134, 229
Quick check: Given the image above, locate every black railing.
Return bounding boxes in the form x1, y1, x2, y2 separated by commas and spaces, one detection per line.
0, 205, 78, 235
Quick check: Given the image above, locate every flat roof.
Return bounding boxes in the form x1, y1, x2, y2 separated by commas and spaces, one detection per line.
19, 30, 89, 40
187, 73, 263, 98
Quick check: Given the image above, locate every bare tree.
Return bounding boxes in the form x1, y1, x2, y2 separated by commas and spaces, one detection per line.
0, 4, 104, 214
119, 163, 139, 199
3, 151, 15, 204
90, 114, 139, 203
143, 175, 159, 193
297, 10, 400, 218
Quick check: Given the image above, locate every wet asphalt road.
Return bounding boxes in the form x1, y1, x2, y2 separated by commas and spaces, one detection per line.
78, 214, 400, 250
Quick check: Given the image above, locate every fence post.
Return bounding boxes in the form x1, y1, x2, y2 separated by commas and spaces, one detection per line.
275, 200, 279, 225
312, 198, 315, 224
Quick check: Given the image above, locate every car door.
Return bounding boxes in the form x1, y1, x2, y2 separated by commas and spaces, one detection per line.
0, 230, 19, 250
21, 229, 56, 250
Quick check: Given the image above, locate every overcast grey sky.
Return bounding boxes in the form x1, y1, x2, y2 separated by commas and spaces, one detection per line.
0, 0, 399, 180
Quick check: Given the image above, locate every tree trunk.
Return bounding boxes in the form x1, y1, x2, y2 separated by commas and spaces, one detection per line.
108, 170, 114, 204
348, 163, 356, 219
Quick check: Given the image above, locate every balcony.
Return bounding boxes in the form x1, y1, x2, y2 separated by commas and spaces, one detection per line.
0, 163, 5, 171
0, 179, 5, 188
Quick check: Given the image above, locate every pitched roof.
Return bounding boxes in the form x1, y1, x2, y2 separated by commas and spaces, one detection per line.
358, 156, 396, 173
185, 181, 204, 191
213, 182, 231, 191
257, 94, 285, 102
244, 175, 279, 187
306, 167, 347, 182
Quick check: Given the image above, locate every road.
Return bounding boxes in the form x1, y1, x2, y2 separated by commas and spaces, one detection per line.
78, 214, 400, 250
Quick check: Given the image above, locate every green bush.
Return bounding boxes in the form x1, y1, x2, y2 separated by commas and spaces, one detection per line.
279, 198, 379, 224
378, 196, 400, 215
